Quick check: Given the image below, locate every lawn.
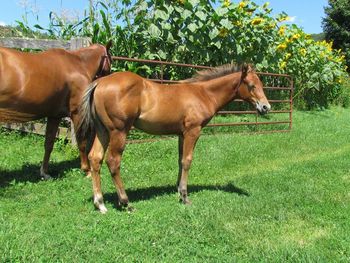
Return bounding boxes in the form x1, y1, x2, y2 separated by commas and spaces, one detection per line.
0, 107, 349, 262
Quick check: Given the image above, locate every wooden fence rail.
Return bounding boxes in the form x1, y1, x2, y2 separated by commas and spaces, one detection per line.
0, 37, 90, 50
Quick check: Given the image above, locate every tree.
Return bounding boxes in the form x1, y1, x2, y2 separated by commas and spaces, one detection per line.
322, 0, 350, 71
311, 33, 325, 42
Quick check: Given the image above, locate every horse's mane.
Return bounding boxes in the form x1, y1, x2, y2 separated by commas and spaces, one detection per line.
182, 63, 254, 83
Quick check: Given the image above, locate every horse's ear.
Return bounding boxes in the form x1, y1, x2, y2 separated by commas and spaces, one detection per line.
106, 40, 113, 51
241, 63, 249, 77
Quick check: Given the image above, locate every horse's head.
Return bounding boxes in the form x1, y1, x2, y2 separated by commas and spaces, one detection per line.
237, 64, 271, 115
95, 40, 113, 79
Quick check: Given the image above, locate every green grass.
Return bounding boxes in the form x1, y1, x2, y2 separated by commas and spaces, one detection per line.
1, 107, 350, 262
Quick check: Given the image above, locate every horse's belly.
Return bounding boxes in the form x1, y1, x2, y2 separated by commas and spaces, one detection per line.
134, 117, 182, 135
0, 108, 39, 123
0, 82, 70, 119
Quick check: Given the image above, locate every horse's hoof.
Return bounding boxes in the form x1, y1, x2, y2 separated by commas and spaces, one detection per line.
85, 171, 92, 178
99, 206, 108, 214
94, 195, 107, 213
96, 204, 108, 214
40, 167, 53, 180
40, 172, 52, 180
118, 197, 129, 207
184, 199, 192, 205
127, 206, 135, 213
179, 198, 192, 205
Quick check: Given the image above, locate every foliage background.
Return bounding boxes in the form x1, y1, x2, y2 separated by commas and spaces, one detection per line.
13, 0, 350, 109
323, 0, 350, 73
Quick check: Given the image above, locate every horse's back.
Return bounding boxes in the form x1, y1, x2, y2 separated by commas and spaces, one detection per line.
93, 71, 214, 134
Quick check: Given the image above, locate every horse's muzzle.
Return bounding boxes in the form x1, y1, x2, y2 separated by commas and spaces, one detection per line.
256, 101, 271, 115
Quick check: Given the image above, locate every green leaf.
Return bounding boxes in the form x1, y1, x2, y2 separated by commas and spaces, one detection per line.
135, 1, 148, 12
216, 7, 228, 16
261, 58, 268, 68
162, 22, 171, 30
188, 23, 198, 33
213, 41, 221, 49
166, 32, 176, 43
181, 9, 192, 20
163, 4, 174, 14
220, 18, 233, 30
34, 24, 44, 30
100, 10, 111, 37
149, 24, 161, 38
195, 11, 207, 21
209, 28, 219, 40
236, 44, 243, 55
188, 0, 200, 7
155, 10, 169, 21
98, 1, 108, 10
158, 50, 167, 59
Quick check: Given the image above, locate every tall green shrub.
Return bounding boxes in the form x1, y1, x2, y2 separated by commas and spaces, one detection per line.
23, 0, 349, 109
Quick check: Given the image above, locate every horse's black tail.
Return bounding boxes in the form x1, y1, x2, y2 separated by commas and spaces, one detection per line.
76, 82, 98, 144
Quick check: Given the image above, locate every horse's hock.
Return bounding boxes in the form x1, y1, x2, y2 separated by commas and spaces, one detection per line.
0, 36, 293, 142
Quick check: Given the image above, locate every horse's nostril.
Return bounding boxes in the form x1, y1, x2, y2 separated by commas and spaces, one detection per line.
262, 105, 268, 111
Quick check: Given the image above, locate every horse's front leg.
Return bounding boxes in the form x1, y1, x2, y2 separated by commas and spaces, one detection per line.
40, 117, 60, 179
178, 126, 201, 204
106, 129, 129, 209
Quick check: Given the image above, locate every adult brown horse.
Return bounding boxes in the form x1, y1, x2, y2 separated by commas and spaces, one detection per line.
77, 63, 271, 213
0, 41, 112, 179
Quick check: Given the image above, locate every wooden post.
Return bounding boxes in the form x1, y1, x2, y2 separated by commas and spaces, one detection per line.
69, 37, 92, 145
0, 37, 91, 50
69, 37, 91, 50
0, 37, 70, 49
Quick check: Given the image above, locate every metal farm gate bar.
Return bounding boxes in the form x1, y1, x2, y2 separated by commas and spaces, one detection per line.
0, 45, 293, 141
112, 56, 293, 136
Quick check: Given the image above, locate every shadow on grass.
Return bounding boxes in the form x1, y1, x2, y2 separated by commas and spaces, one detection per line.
0, 158, 81, 187
102, 182, 250, 210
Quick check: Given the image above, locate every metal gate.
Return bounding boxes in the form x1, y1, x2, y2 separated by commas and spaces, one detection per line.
112, 56, 293, 138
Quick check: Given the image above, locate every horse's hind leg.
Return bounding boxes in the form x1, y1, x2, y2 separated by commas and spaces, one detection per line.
88, 128, 109, 213
40, 117, 60, 180
177, 135, 184, 187
71, 113, 91, 177
106, 129, 129, 209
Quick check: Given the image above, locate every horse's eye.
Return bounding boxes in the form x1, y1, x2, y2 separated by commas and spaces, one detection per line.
248, 84, 255, 90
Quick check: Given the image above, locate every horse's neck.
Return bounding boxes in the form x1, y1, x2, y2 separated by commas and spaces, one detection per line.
74, 47, 101, 80
202, 72, 241, 112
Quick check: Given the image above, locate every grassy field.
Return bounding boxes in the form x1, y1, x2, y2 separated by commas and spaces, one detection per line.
0, 107, 350, 262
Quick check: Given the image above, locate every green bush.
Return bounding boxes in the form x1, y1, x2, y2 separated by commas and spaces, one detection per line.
21, 0, 349, 109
